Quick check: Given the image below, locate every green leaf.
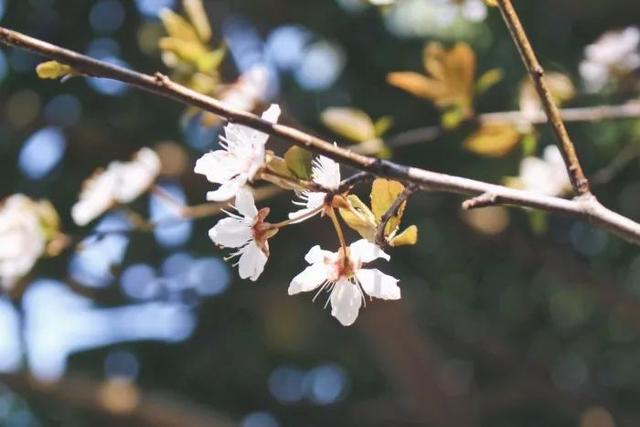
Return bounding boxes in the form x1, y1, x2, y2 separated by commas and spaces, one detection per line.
441, 107, 466, 130
521, 132, 538, 157
284, 146, 313, 180
476, 68, 503, 95
373, 116, 394, 137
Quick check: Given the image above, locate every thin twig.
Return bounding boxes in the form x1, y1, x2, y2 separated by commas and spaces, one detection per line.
375, 184, 418, 248
496, 0, 590, 195
3, 27, 640, 245
336, 171, 373, 193
385, 102, 640, 149
591, 141, 640, 185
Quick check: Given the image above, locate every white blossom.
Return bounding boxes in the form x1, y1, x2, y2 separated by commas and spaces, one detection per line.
518, 145, 571, 197
194, 104, 281, 202
72, 148, 161, 226
289, 155, 341, 222
0, 195, 47, 288
209, 187, 274, 281
289, 239, 400, 326
579, 27, 640, 92
384, 0, 487, 39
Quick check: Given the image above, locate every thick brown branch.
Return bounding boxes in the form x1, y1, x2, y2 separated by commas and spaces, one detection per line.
496, 0, 590, 195
2, 27, 640, 245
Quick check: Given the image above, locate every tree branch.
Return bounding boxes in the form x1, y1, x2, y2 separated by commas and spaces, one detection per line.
2, 27, 640, 245
375, 184, 418, 248
496, 0, 590, 195
386, 102, 640, 149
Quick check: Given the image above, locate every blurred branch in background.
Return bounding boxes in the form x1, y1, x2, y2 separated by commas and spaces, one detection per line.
386, 102, 640, 148
0, 372, 236, 427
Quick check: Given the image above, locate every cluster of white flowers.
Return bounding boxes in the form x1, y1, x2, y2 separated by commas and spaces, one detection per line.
195, 105, 401, 326
194, 104, 281, 201
72, 148, 161, 226
579, 27, 640, 93
517, 145, 571, 197
0, 195, 48, 288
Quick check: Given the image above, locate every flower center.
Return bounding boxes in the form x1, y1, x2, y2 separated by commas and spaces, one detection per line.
326, 249, 360, 282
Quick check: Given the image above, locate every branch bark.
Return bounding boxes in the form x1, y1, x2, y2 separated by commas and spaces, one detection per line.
2, 26, 640, 245
496, 0, 590, 195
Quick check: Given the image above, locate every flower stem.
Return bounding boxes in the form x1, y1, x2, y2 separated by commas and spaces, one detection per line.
269, 205, 324, 229
328, 208, 348, 253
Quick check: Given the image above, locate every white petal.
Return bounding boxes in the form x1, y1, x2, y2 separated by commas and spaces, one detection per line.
208, 218, 252, 248
349, 239, 390, 263
288, 192, 325, 222
304, 245, 334, 264
357, 268, 401, 300
206, 175, 246, 202
288, 263, 329, 295
237, 241, 268, 281
261, 104, 281, 123
194, 151, 240, 184
312, 155, 341, 190
330, 279, 362, 326
234, 186, 258, 218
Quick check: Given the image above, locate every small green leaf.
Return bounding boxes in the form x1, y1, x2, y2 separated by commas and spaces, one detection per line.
528, 210, 548, 235
284, 146, 313, 180
373, 116, 394, 137
521, 132, 538, 157
475, 68, 503, 95
441, 107, 466, 130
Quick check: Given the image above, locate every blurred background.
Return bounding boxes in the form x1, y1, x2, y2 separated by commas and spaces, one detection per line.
1, 0, 640, 426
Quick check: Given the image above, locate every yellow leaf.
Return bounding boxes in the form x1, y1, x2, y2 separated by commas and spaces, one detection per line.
389, 42, 476, 113
339, 195, 377, 241
387, 72, 445, 103
196, 45, 226, 73
36, 61, 74, 80
284, 146, 313, 180
390, 225, 418, 247
159, 9, 200, 43
159, 37, 209, 65
370, 178, 405, 236
183, 0, 212, 43
464, 123, 521, 157
321, 107, 376, 142
265, 154, 296, 179
484, 0, 498, 6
